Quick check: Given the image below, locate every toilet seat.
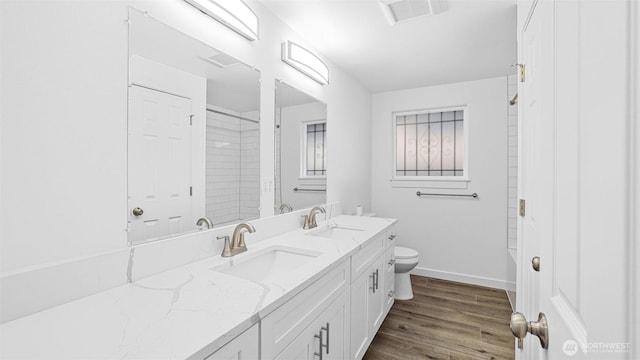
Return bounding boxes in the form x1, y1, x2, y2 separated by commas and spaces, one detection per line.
395, 246, 418, 260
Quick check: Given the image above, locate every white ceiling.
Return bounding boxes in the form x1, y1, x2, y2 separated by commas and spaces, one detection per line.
259, 0, 517, 93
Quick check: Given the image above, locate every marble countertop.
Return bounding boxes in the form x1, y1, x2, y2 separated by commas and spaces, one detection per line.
0, 215, 396, 360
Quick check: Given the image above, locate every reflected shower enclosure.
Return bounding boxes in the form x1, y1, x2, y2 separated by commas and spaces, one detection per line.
205, 108, 260, 226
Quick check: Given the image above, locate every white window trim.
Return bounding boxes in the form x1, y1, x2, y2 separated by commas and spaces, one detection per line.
391, 105, 470, 188
300, 119, 327, 180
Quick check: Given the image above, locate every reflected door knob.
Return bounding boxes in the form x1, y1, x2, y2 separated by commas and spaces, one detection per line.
510, 312, 549, 349
532, 256, 541, 271
132, 207, 144, 216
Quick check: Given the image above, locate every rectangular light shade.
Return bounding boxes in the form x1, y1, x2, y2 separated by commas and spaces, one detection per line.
185, 0, 259, 40
281, 41, 329, 85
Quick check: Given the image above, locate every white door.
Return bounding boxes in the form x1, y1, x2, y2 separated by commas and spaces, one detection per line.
515, 1, 632, 359
516, 0, 551, 357
128, 85, 193, 244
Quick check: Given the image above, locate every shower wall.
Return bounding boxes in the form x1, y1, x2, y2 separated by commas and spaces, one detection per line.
205, 108, 260, 226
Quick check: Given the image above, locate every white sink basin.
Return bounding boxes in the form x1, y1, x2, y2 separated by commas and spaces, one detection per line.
212, 246, 321, 283
306, 225, 364, 240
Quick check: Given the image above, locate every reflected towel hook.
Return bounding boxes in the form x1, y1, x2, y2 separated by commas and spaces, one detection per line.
510, 93, 518, 105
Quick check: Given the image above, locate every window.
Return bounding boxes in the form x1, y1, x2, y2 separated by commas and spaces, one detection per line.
394, 107, 465, 178
302, 121, 326, 177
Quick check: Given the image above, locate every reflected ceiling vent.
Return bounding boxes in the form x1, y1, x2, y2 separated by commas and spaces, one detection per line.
200, 50, 239, 68
379, 0, 441, 25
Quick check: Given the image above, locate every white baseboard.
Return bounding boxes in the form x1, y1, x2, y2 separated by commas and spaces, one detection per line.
411, 266, 509, 290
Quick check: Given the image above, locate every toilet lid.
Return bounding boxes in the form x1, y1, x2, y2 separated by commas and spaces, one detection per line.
395, 246, 418, 259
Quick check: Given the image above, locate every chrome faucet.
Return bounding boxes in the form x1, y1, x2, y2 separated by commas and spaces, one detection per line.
218, 222, 256, 257
303, 206, 326, 229
196, 217, 213, 229
279, 203, 293, 214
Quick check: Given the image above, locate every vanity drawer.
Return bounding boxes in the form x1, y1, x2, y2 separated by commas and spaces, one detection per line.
384, 246, 395, 276
384, 246, 395, 312
385, 225, 397, 248
351, 234, 385, 282
261, 260, 349, 360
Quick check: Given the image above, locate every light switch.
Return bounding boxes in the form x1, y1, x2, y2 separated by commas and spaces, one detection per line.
261, 177, 273, 195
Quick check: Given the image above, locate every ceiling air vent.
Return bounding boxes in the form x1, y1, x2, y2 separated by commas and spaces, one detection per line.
200, 50, 239, 68
379, 0, 441, 25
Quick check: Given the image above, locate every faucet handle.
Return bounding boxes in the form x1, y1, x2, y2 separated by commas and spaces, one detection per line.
217, 236, 233, 257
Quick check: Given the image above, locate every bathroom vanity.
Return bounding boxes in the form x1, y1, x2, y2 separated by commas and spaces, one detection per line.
0, 215, 396, 360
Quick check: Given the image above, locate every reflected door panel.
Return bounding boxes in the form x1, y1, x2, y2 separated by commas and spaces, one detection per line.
128, 85, 192, 244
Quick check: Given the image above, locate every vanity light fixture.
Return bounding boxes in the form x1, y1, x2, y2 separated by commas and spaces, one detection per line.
184, 0, 259, 41
281, 41, 329, 85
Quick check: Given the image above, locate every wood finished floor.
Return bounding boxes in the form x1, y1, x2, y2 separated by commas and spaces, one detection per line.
363, 275, 515, 360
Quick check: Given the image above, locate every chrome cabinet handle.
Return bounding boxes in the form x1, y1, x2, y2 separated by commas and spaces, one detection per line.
374, 269, 379, 290
369, 273, 375, 293
321, 322, 329, 354
132, 207, 144, 216
314, 329, 324, 360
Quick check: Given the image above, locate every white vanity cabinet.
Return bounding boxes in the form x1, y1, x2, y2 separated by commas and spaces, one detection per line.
274, 290, 348, 360
249, 220, 396, 360
204, 324, 259, 360
349, 232, 388, 360
262, 260, 350, 360
383, 225, 396, 311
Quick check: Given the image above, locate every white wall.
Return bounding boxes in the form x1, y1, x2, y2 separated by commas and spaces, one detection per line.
238, 110, 260, 221
0, 0, 371, 320
327, 78, 373, 216
371, 77, 509, 288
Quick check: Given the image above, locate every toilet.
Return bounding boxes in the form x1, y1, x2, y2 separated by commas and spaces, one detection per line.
394, 246, 420, 300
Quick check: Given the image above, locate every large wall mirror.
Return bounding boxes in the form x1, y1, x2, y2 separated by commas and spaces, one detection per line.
274, 80, 327, 214
128, 9, 260, 244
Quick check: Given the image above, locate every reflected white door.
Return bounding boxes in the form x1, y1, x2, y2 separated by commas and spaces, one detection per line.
517, 1, 632, 359
128, 85, 192, 244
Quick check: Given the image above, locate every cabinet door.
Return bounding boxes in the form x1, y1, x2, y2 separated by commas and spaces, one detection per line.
262, 261, 349, 359
368, 254, 385, 333
383, 246, 395, 312
350, 268, 374, 360
323, 292, 348, 360
274, 329, 315, 360
277, 291, 348, 360
204, 325, 259, 360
